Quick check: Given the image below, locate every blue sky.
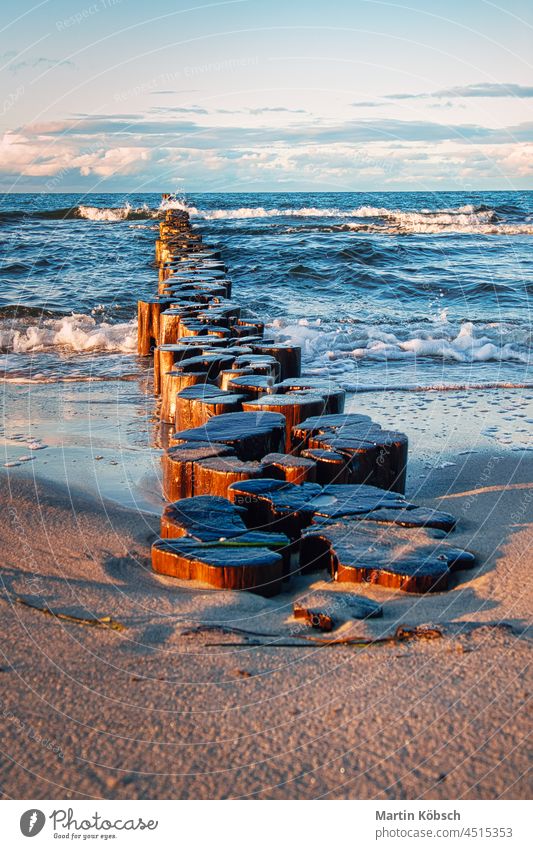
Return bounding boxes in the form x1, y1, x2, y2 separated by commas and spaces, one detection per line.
1, 0, 532, 191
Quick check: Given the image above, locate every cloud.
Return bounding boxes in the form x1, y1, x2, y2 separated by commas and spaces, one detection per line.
216, 106, 308, 115
149, 105, 210, 115
3, 108, 532, 189
25, 112, 533, 147
0, 132, 151, 178
353, 82, 533, 107
422, 83, 533, 99
7, 56, 76, 74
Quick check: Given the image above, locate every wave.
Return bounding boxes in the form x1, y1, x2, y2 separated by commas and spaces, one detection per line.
343, 380, 533, 392
271, 317, 531, 371
0, 313, 137, 354
159, 199, 533, 234
76, 203, 156, 222
2, 372, 139, 384
0, 305, 68, 319
345, 221, 533, 236
0, 203, 159, 223
2, 198, 529, 233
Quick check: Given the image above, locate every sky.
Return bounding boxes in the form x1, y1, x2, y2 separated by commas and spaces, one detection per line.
0, 0, 532, 192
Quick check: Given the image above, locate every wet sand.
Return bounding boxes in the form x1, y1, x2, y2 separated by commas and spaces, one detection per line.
0, 383, 531, 799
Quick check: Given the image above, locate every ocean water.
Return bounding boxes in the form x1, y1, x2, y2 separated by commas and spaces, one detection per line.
0, 191, 532, 389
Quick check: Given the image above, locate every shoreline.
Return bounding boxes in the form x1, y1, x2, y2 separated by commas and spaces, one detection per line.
0, 386, 531, 799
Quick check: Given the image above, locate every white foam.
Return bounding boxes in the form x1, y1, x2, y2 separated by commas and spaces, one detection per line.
0, 314, 137, 354
77, 204, 156, 222
271, 318, 531, 375
156, 200, 533, 234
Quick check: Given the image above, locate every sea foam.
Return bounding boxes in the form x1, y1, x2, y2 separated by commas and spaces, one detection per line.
158, 199, 533, 234
0, 314, 137, 354
271, 317, 531, 376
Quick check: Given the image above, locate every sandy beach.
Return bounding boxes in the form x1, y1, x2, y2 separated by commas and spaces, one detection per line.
1, 380, 531, 800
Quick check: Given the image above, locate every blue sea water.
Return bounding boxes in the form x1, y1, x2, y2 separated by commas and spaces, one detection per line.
0, 191, 532, 388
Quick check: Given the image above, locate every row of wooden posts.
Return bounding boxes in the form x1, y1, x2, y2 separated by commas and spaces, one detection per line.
139, 198, 471, 598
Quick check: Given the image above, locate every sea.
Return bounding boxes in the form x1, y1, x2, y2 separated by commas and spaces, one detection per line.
1, 191, 532, 390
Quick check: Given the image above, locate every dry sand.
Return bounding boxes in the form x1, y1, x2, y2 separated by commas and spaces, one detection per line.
0, 383, 531, 799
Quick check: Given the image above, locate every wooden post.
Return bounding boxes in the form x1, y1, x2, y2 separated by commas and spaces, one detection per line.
162, 442, 235, 501
194, 457, 265, 498
242, 393, 326, 453
251, 342, 301, 380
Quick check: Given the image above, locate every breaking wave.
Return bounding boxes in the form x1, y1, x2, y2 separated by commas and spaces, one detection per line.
159, 199, 533, 234
2, 198, 531, 233
0, 203, 158, 222
0, 313, 137, 353
272, 317, 532, 376
76, 203, 156, 222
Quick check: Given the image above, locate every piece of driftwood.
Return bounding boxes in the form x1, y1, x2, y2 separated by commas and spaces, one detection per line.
293, 591, 382, 623
152, 537, 284, 596
208, 625, 443, 648
261, 452, 317, 484
276, 378, 346, 415
162, 442, 234, 501
172, 411, 286, 461
243, 393, 326, 452
300, 521, 475, 593
293, 603, 334, 631
15, 597, 125, 631
251, 342, 302, 380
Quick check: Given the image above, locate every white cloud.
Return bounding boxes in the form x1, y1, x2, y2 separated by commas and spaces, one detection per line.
1, 117, 532, 188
